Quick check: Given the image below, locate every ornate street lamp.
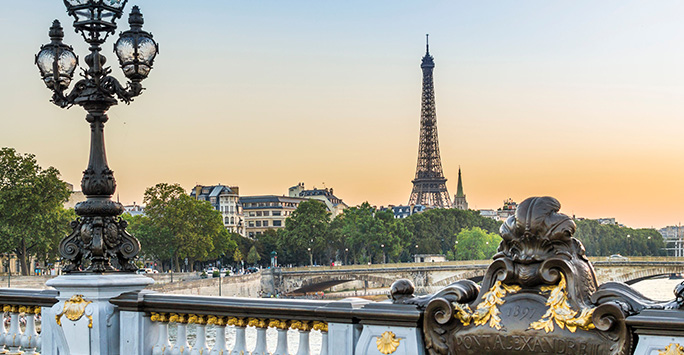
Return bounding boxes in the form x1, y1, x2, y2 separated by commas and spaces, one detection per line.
36, 1, 159, 273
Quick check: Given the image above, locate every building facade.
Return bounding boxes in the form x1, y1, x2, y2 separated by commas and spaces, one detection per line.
240, 195, 307, 238
288, 182, 348, 217
190, 185, 242, 235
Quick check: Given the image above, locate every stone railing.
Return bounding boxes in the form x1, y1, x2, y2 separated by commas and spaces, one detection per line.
110, 291, 424, 355
0, 288, 58, 354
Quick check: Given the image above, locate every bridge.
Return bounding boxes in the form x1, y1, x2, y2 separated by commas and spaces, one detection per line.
273, 258, 684, 294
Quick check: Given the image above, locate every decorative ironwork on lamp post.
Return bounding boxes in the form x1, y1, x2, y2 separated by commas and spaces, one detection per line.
36, 0, 159, 273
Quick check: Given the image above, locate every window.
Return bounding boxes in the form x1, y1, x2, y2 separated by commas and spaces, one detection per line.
273, 220, 282, 227
210, 197, 217, 204
230, 217, 234, 224
249, 212, 255, 217
263, 211, 269, 217
272, 211, 281, 216
248, 221, 254, 227
256, 221, 262, 227
256, 211, 262, 217
224, 217, 229, 224
249, 232, 255, 238
263, 220, 269, 227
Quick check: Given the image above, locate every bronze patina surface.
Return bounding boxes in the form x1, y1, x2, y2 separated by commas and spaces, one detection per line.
400, 196, 674, 355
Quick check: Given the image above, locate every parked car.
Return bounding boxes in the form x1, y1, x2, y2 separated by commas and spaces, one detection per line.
607, 254, 628, 261
246, 267, 259, 274
220, 267, 232, 276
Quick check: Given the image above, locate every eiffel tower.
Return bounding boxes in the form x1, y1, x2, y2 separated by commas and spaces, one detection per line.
408, 35, 452, 208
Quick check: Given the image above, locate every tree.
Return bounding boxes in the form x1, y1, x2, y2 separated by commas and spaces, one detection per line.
0, 148, 72, 275
246, 245, 261, 265
280, 200, 331, 265
454, 227, 501, 260
574, 219, 665, 256
138, 183, 235, 272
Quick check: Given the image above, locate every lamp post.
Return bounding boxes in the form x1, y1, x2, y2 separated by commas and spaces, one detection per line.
454, 240, 459, 261
36, 1, 158, 273
381, 244, 385, 264
307, 247, 312, 267
344, 248, 349, 266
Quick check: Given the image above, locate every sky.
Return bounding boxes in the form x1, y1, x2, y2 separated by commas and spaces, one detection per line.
1, 1, 684, 229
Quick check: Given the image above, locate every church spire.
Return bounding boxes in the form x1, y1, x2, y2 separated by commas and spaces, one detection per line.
453, 167, 468, 210
456, 167, 465, 198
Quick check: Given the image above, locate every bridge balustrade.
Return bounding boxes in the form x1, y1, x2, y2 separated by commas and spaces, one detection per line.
0, 288, 58, 354
109, 291, 424, 355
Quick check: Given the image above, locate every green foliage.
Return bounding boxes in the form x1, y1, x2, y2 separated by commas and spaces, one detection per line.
212, 270, 220, 278
128, 183, 237, 271
0, 148, 72, 275
401, 208, 500, 261
233, 248, 243, 262
454, 227, 501, 260
246, 245, 261, 265
279, 200, 331, 265
574, 219, 665, 256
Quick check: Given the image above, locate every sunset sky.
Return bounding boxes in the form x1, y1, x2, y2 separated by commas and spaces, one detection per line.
2, 1, 684, 228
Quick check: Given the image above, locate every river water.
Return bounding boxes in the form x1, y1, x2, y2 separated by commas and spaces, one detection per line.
167, 278, 681, 354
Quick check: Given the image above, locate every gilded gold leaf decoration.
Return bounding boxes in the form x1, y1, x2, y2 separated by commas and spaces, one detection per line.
268, 319, 290, 330
227, 317, 246, 327
529, 273, 595, 333
248, 317, 267, 328
207, 315, 226, 326
56, 294, 93, 328
290, 320, 312, 331
659, 343, 684, 355
312, 321, 328, 332
450, 280, 520, 330
376, 331, 401, 354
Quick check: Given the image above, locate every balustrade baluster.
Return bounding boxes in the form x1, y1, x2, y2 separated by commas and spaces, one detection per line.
291, 321, 311, 355
269, 319, 290, 355
19, 307, 39, 355
151, 313, 171, 355
0, 307, 7, 354
189, 315, 210, 355
208, 316, 229, 355
169, 313, 192, 355
227, 317, 246, 355
5, 306, 22, 355
313, 322, 328, 355
247, 318, 268, 355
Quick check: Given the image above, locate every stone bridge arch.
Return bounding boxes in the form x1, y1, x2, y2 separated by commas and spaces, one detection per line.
284, 272, 399, 294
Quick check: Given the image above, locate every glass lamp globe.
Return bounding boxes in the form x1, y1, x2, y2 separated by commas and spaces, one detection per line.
114, 6, 158, 81
35, 20, 78, 91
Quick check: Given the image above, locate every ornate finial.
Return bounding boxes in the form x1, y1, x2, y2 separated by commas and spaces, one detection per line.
128, 6, 144, 29
49, 20, 65, 43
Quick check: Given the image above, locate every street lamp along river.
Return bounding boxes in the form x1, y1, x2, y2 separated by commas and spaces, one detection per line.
36, 0, 159, 273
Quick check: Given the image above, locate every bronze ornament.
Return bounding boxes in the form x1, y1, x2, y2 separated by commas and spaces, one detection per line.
417, 196, 652, 355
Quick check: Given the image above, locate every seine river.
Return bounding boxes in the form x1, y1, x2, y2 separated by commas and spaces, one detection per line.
168, 278, 681, 354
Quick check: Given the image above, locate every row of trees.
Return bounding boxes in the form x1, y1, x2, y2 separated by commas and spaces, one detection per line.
250, 200, 504, 266
250, 200, 666, 267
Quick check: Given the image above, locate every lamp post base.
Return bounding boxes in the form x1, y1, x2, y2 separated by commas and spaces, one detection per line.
44, 274, 154, 355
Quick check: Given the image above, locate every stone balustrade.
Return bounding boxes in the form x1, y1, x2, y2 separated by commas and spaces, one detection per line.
111, 291, 424, 355
0, 289, 58, 355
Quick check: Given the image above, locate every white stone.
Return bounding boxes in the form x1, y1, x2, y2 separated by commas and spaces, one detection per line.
354, 325, 424, 355
45, 274, 153, 355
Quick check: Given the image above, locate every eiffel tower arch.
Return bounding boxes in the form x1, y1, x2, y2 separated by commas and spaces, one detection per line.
408, 35, 452, 208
